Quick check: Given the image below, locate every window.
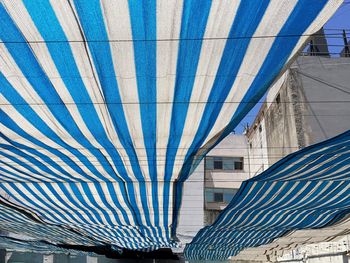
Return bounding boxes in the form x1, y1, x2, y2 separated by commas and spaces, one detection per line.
214, 192, 223, 202
213, 159, 223, 170
234, 157, 244, 170
259, 125, 262, 133
234, 160, 243, 170
206, 156, 242, 171
205, 188, 238, 205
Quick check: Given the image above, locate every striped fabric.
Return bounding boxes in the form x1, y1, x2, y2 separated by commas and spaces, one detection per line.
185, 130, 350, 260
0, 0, 342, 251
0, 236, 91, 255
0, 196, 105, 247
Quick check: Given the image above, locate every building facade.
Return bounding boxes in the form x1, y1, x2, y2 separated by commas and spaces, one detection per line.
177, 134, 253, 244
203, 135, 250, 225
246, 56, 350, 166
177, 133, 268, 243
177, 53, 350, 259
243, 55, 350, 262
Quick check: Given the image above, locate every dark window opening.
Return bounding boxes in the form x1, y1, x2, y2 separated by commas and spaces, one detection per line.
276, 93, 281, 105
213, 192, 224, 202
206, 156, 243, 171
205, 188, 238, 206
213, 160, 223, 170
234, 160, 243, 170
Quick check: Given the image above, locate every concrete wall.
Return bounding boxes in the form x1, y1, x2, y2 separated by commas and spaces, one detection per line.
246, 56, 350, 263
291, 56, 350, 145
246, 105, 270, 177
264, 71, 302, 166
247, 56, 350, 167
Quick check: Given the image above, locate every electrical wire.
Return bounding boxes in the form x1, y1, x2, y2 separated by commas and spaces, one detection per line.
1, 33, 348, 44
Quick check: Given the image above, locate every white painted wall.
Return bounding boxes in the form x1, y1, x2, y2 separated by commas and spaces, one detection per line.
176, 162, 204, 247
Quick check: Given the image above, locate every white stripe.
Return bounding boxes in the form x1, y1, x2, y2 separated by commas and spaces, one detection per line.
2, 1, 129, 186
174, 0, 240, 180
98, 0, 151, 226
0, 6, 144, 239
156, 0, 184, 230
20, 182, 90, 225
2, 183, 66, 224
48, 0, 142, 190
202, 0, 299, 147
44, 183, 95, 224
0, 125, 95, 181
0, 102, 111, 183
286, 0, 343, 65
0, 159, 41, 182
0, 151, 56, 181
0, 145, 73, 182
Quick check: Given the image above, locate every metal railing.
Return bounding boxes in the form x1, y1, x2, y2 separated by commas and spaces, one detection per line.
299, 29, 350, 57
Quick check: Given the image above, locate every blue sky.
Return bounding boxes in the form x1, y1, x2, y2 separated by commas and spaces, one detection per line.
235, 2, 350, 134
324, 2, 350, 30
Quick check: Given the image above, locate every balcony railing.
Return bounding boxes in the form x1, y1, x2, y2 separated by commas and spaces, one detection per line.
299, 29, 350, 57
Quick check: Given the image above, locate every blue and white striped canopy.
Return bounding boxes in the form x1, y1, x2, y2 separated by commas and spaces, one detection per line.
0, 236, 91, 255
0, 0, 342, 252
185, 130, 350, 260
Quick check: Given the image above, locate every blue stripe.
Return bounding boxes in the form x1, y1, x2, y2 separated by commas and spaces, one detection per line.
0, 164, 33, 181
0, 151, 51, 180
18, 0, 133, 180
72, 0, 152, 232
0, 12, 124, 183
164, 0, 212, 233
0, 111, 98, 182
1, 4, 138, 230
184, 0, 270, 171
171, 0, 270, 234
0, 183, 70, 224
185, 130, 350, 260
0, 78, 118, 183
218, 0, 330, 153
79, 182, 115, 226
39, 183, 96, 225
127, 0, 159, 229
253, 138, 350, 182
0, 133, 79, 181
0, 0, 343, 253
174, 0, 331, 236
0, 144, 70, 182
52, 183, 100, 224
